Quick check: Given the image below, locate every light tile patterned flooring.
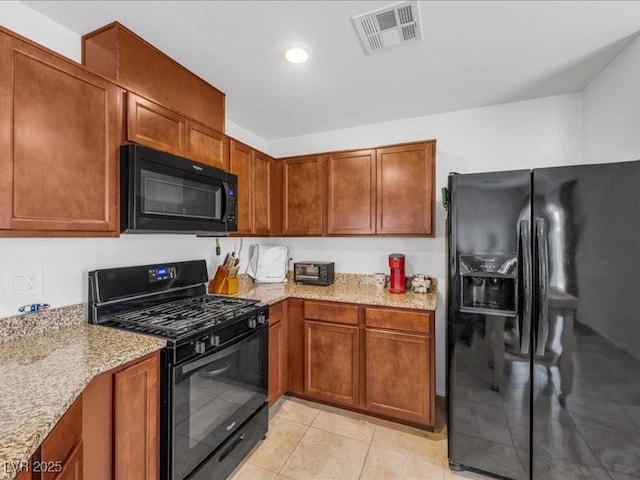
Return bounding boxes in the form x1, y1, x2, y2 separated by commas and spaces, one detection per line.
229, 396, 492, 480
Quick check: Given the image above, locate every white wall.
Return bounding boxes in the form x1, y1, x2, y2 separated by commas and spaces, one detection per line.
583, 34, 640, 164
0, 1, 80, 61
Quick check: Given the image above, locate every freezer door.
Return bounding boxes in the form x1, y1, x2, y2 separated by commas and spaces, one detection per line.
447, 170, 531, 480
531, 161, 640, 479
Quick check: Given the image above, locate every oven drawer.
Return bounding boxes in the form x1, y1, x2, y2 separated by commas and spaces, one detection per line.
191, 403, 268, 480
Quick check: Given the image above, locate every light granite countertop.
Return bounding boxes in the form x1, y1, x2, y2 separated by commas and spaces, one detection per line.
0, 309, 166, 480
233, 273, 438, 310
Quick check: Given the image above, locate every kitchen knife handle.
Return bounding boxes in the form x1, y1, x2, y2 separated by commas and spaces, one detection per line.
519, 220, 532, 355
535, 218, 549, 356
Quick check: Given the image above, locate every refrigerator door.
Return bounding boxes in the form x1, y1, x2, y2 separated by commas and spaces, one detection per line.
447, 170, 531, 480
531, 161, 640, 479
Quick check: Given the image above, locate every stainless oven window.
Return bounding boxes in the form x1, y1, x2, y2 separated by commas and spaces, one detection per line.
141, 169, 222, 220
171, 328, 267, 480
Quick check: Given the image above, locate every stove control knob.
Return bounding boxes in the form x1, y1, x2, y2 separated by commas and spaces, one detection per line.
209, 335, 220, 347
193, 341, 206, 355
248, 317, 257, 329
257, 313, 267, 325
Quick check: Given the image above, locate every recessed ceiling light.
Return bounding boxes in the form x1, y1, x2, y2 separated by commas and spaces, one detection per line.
285, 43, 312, 64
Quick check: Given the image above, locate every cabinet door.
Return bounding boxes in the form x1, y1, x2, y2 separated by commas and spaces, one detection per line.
365, 328, 433, 425
114, 354, 159, 480
229, 139, 254, 235
327, 150, 376, 235
287, 299, 305, 395
52, 442, 83, 480
41, 396, 82, 480
253, 151, 272, 235
186, 120, 228, 170
304, 320, 358, 406
376, 141, 435, 235
0, 32, 119, 234
283, 156, 324, 235
268, 319, 287, 405
127, 92, 186, 157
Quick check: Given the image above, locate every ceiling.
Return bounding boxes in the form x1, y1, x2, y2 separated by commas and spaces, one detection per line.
24, 1, 640, 140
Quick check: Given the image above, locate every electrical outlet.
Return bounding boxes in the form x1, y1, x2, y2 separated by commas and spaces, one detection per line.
5, 268, 43, 298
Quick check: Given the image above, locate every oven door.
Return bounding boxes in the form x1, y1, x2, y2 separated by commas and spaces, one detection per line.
121, 144, 237, 234
170, 326, 267, 480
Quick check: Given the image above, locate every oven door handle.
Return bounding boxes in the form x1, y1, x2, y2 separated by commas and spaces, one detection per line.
179, 328, 261, 376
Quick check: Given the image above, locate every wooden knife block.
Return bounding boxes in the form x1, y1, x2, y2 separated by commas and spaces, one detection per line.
208, 266, 239, 295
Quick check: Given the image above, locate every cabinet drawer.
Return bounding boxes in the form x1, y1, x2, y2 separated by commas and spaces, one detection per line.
41, 396, 82, 477
304, 301, 358, 325
269, 301, 285, 325
365, 308, 432, 334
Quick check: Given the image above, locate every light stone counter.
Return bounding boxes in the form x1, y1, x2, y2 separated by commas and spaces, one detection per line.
233, 273, 438, 311
0, 307, 165, 480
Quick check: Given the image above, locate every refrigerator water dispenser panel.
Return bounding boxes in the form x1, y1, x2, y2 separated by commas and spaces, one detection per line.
459, 254, 517, 316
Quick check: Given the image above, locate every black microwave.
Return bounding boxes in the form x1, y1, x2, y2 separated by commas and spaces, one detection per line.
120, 144, 237, 234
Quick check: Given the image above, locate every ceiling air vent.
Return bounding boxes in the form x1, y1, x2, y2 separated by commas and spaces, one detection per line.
352, 1, 422, 55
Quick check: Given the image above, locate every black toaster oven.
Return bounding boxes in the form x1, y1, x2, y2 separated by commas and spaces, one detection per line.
294, 262, 335, 286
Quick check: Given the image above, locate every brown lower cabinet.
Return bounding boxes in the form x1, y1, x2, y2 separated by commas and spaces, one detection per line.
281, 299, 435, 428
16, 351, 159, 480
268, 301, 288, 405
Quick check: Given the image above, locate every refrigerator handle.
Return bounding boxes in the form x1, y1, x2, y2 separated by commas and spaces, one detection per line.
519, 220, 532, 354
535, 218, 549, 356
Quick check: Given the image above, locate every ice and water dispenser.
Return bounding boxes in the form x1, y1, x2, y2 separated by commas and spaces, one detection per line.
459, 255, 517, 316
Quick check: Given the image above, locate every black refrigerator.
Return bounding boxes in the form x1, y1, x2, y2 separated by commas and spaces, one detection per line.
446, 162, 640, 480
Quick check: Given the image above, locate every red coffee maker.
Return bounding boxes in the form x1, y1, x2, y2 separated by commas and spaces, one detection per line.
388, 253, 406, 294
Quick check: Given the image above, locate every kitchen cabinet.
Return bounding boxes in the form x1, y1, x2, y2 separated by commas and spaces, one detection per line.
376, 141, 435, 235
285, 299, 435, 428
303, 302, 359, 406
229, 139, 254, 234
41, 396, 82, 480
186, 120, 228, 170
282, 155, 325, 235
229, 139, 281, 236
127, 92, 230, 170
114, 354, 160, 480
327, 149, 376, 235
364, 307, 434, 425
82, 351, 160, 480
268, 301, 288, 405
51, 443, 82, 480
286, 298, 305, 396
14, 468, 31, 480
82, 21, 225, 132
127, 92, 186, 157
0, 27, 120, 236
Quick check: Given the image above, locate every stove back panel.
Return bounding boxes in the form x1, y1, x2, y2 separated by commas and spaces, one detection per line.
89, 260, 208, 303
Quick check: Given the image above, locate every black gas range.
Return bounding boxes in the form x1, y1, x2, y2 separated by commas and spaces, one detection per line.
88, 260, 268, 480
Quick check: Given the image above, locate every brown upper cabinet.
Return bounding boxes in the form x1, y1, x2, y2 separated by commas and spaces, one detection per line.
376, 141, 435, 235
82, 22, 225, 132
284, 140, 435, 237
126, 92, 230, 170
186, 120, 229, 170
282, 155, 325, 236
229, 139, 281, 236
0, 27, 120, 237
127, 92, 186, 157
327, 149, 376, 235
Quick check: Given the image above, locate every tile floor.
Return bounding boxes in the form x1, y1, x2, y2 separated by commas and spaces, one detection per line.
228, 396, 492, 480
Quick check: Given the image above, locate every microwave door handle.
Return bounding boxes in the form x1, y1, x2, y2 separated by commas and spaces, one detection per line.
222, 181, 230, 222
